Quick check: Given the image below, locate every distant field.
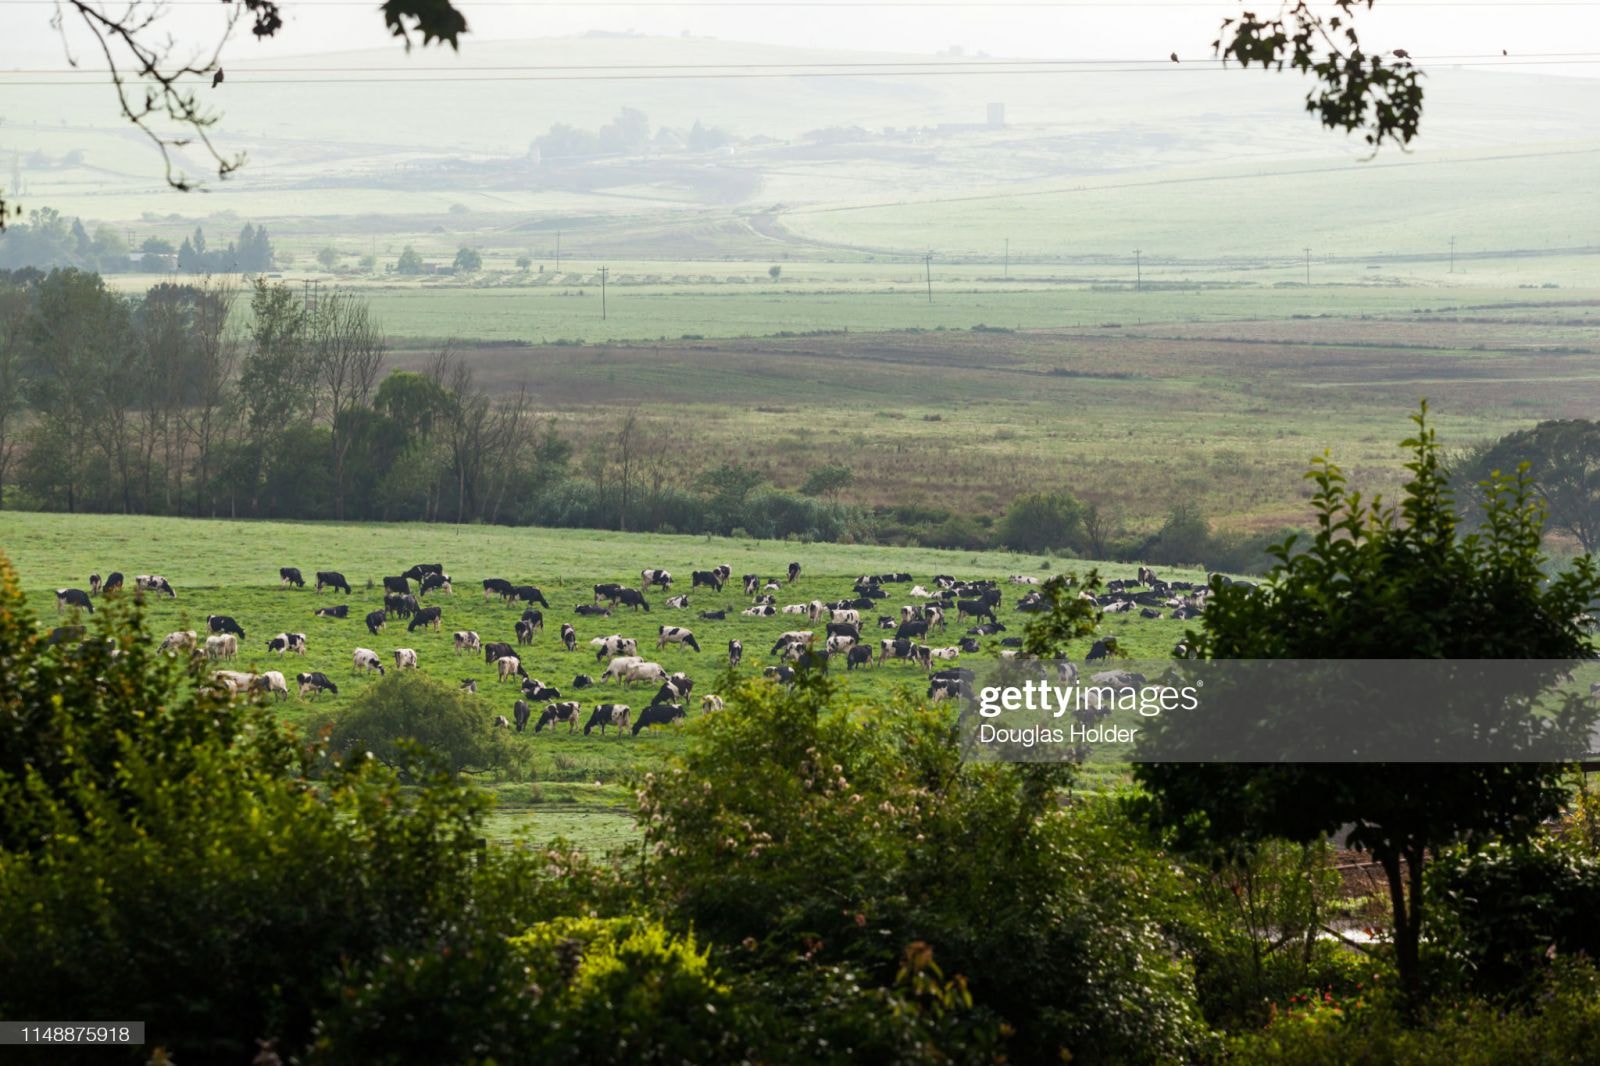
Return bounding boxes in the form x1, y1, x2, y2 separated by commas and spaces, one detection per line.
0, 512, 1206, 850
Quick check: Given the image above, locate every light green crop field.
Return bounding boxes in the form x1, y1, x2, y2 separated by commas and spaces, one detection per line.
0, 512, 1201, 851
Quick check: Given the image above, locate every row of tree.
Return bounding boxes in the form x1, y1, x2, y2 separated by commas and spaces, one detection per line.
533, 107, 734, 160
0, 210, 277, 274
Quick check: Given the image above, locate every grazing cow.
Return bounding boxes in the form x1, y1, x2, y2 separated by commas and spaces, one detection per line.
825, 633, 857, 655
743, 574, 761, 596
592, 635, 639, 662
402, 563, 444, 581
159, 629, 198, 654
280, 567, 305, 588
252, 671, 290, 702
384, 593, 418, 619
743, 604, 776, 617
408, 606, 443, 632
877, 616, 898, 629
665, 594, 691, 609
572, 674, 595, 689
662, 673, 694, 701
297, 671, 338, 698
602, 657, 668, 687
315, 604, 349, 619
560, 623, 577, 652
207, 614, 246, 639
419, 573, 453, 596
495, 655, 525, 682
788, 561, 802, 584
461, 679, 478, 694
728, 639, 743, 667
956, 599, 996, 625
316, 571, 352, 595
454, 630, 481, 655
1086, 638, 1118, 663
896, 619, 931, 642
353, 648, 385, 674
522, 678, 561, 702
133, 574, 176, 602
575, 604, 611, 617
632, 702, 685, 735
584, 704, 631, 736
657, 626, 701, 653
968, 623, 1006, 636
205, 634, 238, 660
615, 588, 651, 612
212, 669, 258, 694
513, 700, 533, 731
493, 716, 510, 729
641, 568, 672, 591
593, 582, 626, 604
712, 564, 732, 583
365, 610, 388, 635
482, 577, 514, 602
846, 644, 873, 670
102, 572, 125, 595
536, 701, 583, 734
924, 605, 945, 630
699, 609, 726, 621
691, 570, 724, 592
770, 632, 814, 657
265, 632, 307, 656
763, 666, 796, 685
55, 588, 94, 614
382, 576, 410, 595
512, 585, 551, 608
807, 600, 828, 623
521, 609, 545, 630
393, 648, 419, 670
516, 619, 537, 645
483, 641, 515, 664
878, 638, 922, 666
1138, 566, 1158, 585
88, 573, 102, 595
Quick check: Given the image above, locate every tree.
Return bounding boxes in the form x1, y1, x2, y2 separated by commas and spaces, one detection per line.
1131, 406, 1600, 1009
328, 671, 516, 780
997, 490, 1086, 553
452, 246, 482, 273
396, 246, 424, 275
317, 246, 340, 270
515, 255, 532, 272
768, 265, 782, 281
798, 462, 852, 503
1456, 420, 1600, 553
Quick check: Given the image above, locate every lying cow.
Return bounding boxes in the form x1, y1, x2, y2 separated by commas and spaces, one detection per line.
315, 604, 349, 619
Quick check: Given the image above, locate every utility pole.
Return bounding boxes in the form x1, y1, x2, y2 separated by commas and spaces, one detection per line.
1303, 246, 1311, 286
1134, 249, 1141, 292
555, 231, 561, 272
599, 265, 608, 319
1449, 235, 1456, 274
924, 251, 933, 304
1003, 237, 1009, 279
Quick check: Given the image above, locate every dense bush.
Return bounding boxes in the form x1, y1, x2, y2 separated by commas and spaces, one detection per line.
997, 489, 1087, 553
328, 670, 524, 781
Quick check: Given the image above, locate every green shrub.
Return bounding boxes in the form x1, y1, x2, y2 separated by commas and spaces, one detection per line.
329, 670, 523, 781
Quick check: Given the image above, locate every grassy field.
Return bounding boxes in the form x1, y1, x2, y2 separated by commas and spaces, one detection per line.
0, 511, 1203, 850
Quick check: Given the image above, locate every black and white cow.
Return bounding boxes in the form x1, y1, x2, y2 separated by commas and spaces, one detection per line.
461, 679, 478, 694
691, 570, 724, 592
382, 575, 410, 595
653, 673, 694, 706
55, 588, 94, 614
584, 704, 631, 735
632, 702, 685, 735
956, 599, 996, 625
495, 655, 525, 682
521, 678, 561, 702
665, 594, 690, 609
641, 568, 672, 591
316, 570, 352, 595
560, 623, 577, 652
207, 614, 246, 639
513, 699, 533, 732
572, 674, 595, 689
958, 636, 981, 653
401, 563, 444, 582
483, 641, 515, 664
743, 574, 761, 596
575, 604, 611, 617
535, 701, 582, 733
393, 648, 419, 670
88, 573, 102, 595
353, 648, 384, 675
895, 619, 930, 642
615, 588, 651, 612
408, 606, 443, 632
419, 573, 453, 596
483, 577, 514, 602
728, 639, 743, 667
1086, 637, 1119, 663
771, 631, 814, 656
453, 630, 481, 655
365, 609, 387, 635
133, 575, 173, 598
846, 644, 874, 670
315, 604, 349, 619
698, 609, 726, 621
513, 586, 551, 608
592, 635, 639, 662
516, 619, 537, 645
384, 592, 418, 619
742, 605, 775, 617
279, 567, 305, 588
657, 626, 701, 653
297, 671, 338, 698
788, 561, 802, 584
521, 608, 545, 629
594, 582, 626, 604
266, 632, 307, 655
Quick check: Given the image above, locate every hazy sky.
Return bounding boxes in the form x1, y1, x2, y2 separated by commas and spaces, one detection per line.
7, 0, 1598, 72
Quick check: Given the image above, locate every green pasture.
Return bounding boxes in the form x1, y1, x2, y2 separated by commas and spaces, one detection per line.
0, 512, 1204, 850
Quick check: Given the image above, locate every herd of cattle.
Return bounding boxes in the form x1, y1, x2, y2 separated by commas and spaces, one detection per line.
50, 559, 1221, 736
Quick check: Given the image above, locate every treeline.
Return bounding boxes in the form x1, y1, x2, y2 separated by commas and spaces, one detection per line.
533, 107, 734, 159
0, 209, 277, 274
